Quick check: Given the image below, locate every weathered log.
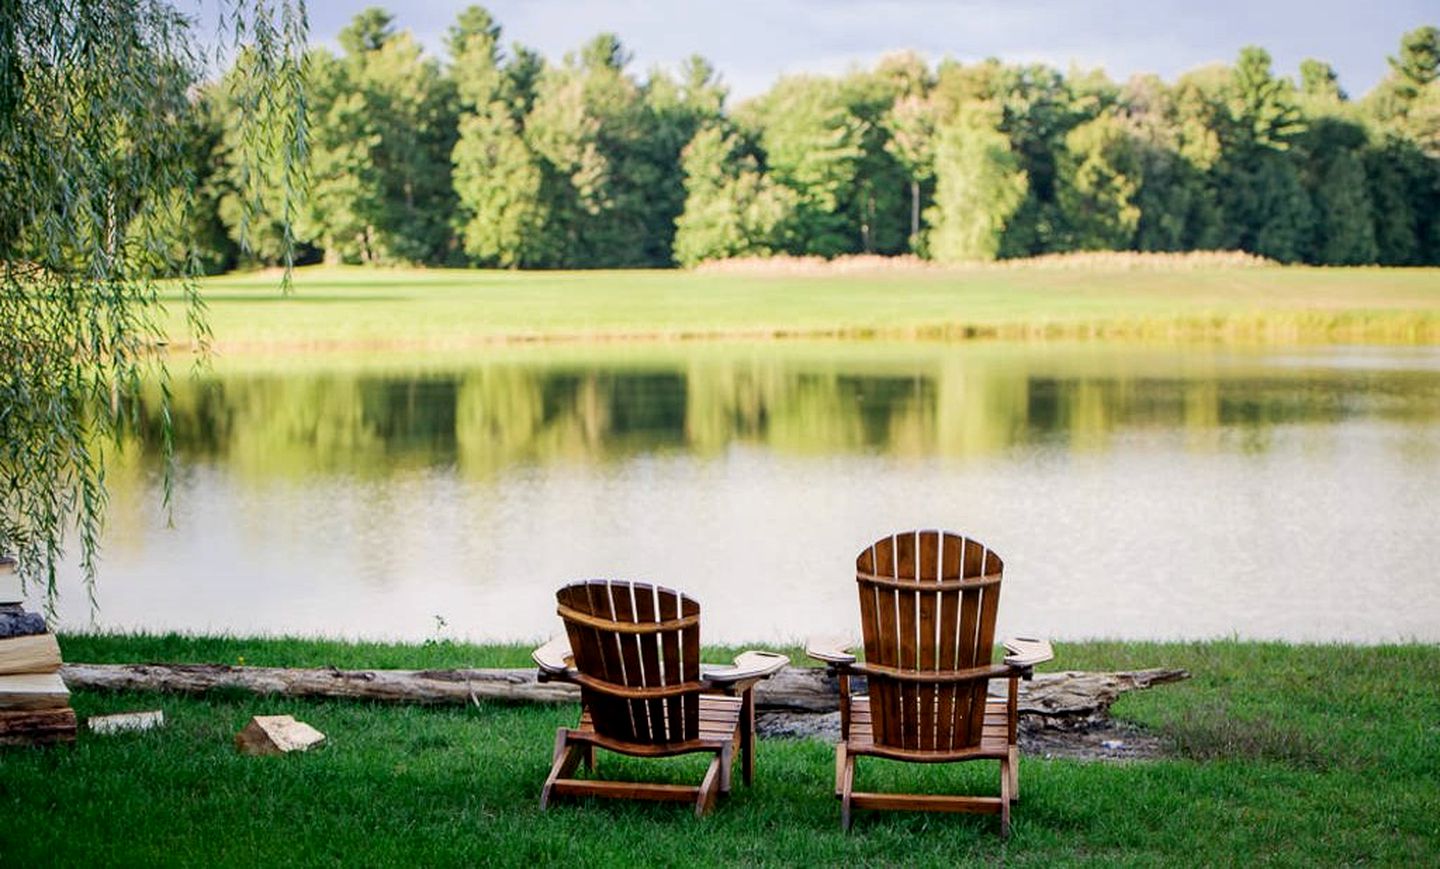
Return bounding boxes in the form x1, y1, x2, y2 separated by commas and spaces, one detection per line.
1020, 668, 1192, 726
0, 708, 78, 746
0, 633, 62, 675
61, 663, 1187, 723
61, 662, 579, 706
0, 671, 70, 710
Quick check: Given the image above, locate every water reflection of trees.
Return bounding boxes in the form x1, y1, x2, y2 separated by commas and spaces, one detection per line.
131, 356, 1440, 478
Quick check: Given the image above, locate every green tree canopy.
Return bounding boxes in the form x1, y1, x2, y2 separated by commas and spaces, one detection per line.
925, 103, 1029, 262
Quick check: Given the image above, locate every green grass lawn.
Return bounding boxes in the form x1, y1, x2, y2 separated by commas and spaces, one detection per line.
170, 264, 1440, 350
3, 635, 1436, 866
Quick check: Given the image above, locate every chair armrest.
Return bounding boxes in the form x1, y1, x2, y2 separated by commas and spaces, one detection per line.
806, 635, 860, 666
702, 650, 789, 685
532, 634, 573, 675
1002, 636, 1054, 668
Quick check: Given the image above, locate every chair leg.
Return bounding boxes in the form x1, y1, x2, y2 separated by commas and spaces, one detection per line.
740, 688, 755, 787
695, 747, 727, 818
540, 729, 584, 810
999, 755, 1013, 839
836, 743, 855, 832
720, 741, 733, 795
582, 743, 595, 772
1008, 745, 1020, 802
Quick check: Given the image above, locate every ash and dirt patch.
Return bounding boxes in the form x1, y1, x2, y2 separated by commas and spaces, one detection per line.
757, 712, 1170, 762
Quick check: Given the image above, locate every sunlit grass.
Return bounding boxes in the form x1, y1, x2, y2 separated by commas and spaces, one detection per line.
168, 264, 1440, 351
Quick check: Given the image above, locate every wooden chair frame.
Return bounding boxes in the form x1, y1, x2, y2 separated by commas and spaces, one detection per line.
534, 580, 787, 817
808, 530, 1053, 837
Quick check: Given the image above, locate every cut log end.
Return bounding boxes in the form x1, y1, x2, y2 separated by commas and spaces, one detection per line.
235, 715, 326, 756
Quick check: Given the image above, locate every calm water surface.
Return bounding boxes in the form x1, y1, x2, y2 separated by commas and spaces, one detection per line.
52, 342, 1440, 644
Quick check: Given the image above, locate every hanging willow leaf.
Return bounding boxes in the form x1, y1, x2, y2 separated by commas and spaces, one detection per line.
0, 0, 307, 616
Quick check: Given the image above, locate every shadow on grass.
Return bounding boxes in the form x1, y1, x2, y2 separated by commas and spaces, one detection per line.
1161, 701, 1331, 769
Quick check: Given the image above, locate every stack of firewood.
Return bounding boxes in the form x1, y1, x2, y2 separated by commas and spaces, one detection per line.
0, 557, 76, 746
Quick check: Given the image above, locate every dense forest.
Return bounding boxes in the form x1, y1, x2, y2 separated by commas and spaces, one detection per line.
183, 7, 1440, 270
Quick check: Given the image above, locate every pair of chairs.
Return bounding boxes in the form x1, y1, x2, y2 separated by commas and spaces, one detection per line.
531, 529, 1052, 836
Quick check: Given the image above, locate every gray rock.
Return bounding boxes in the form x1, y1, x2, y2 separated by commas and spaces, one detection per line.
0, 610, 47, 639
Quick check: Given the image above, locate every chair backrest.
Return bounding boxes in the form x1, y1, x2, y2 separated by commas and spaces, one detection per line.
556, 579, 702, 744
856, 530, 1005, 753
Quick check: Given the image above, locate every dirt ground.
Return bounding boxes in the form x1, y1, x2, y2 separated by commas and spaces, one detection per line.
757, 711, 1170, 762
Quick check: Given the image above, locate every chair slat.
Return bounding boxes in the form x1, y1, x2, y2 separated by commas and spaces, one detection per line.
868, 535, 900, 746
957, 588, 981, 669
656, 587, 684, 741
589, 582, 635, 741
969, 550, 1003, 740
558, 584, 608, 740
857, 545, 876, 575
680, 593, 701, 742
608, 583, 651, 741
962, 538, 987, 579
895, 532, 919, 749
856, 555, 882, 742
935, 532, 962, 748
917, 530, 940, 751
631, 583, 668, 742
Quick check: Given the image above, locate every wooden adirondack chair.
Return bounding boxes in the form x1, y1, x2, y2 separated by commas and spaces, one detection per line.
533, 579, 788, 817
807, 530, 1053, 836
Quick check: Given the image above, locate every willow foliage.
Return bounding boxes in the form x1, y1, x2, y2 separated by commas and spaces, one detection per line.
0, 1, 307, 611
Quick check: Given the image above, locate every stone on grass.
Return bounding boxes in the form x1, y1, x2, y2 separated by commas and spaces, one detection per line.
88, 710, 165, 735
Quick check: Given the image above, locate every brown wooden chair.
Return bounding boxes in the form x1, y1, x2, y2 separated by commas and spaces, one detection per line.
532, 579, 788, 817
807, 530, 1052, 836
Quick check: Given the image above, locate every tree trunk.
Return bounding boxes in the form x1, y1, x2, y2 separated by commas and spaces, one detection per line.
910, 179, 920, 241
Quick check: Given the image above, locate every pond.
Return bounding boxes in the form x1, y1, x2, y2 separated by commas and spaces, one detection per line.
52, 341, 1440, 645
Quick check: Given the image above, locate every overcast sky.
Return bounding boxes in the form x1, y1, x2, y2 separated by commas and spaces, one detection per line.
286, 1, 1432, 101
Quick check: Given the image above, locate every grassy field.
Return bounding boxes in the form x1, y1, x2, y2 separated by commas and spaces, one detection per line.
3, 635, 1436, 866
169, 264, 1440, 350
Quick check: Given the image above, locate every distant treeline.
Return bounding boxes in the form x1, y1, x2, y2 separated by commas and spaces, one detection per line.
181, 9, 1440, 270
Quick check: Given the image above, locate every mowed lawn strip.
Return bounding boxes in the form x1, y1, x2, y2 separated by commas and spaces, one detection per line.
167, 265, 1440, 349
2, 635, 1435, 865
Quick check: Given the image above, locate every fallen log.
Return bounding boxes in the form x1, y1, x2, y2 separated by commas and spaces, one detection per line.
61, 662, 578, 706
61, 663, 1187, 725
1020, 668, 1192, 727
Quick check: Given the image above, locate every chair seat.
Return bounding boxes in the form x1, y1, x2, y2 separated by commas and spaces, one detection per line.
574, 694, 744, 754
847, 695, 1011, 759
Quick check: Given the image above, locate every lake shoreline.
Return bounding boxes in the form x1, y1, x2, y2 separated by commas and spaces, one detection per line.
162, 310, 1440, 356
56, 631, 1440, 671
